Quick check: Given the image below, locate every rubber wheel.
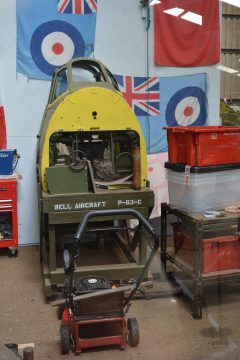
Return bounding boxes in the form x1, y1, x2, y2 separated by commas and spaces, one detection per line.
60, 325, 70, 354
57, 303, 65, 320
127, 318, 139, 347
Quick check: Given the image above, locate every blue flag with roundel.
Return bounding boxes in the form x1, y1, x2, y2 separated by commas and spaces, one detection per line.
16, 0, 97, 80
115, 73, 207, 154
149, 73, 208, 153
160, 73, 207, 128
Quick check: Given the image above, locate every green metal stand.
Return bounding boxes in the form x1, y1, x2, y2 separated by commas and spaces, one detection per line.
39, 187, 154, 298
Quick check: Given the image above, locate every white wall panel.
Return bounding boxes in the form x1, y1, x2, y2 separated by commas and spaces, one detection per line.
7, 136, 39, 245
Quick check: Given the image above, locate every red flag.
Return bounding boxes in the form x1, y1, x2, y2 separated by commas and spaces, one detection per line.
0, 92, 7, 149
154, 0, 220, 67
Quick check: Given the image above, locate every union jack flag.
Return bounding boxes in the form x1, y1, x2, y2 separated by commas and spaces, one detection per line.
58, 0, 97, 14
114, 75, 160, 116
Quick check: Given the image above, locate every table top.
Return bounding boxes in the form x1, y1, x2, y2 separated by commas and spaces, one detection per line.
0, 173, 22, 180
164, 203, 240, 224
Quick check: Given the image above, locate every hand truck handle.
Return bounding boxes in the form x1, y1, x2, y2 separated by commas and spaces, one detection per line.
74, 208, 158, 250
72, 208, 159, 310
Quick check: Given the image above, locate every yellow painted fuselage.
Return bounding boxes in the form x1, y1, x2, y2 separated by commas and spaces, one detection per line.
37, 58, 148, 193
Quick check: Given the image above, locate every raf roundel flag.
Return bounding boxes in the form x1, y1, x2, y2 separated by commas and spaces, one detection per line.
160, 73, 208, 128
148, 73, 207, 154
114, 73, 207, 155
154, 0, 220, 67
17, 0, 97, 80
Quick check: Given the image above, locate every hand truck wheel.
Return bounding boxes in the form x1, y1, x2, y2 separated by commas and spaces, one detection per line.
127, 317, 139, 347
60, 325, 70, 354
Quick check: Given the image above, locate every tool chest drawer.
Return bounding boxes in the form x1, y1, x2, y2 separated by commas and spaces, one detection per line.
0, 180, 17, 201
0, 179, 18, 255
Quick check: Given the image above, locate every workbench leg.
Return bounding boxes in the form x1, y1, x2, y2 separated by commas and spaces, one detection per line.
49, 224, 56, 272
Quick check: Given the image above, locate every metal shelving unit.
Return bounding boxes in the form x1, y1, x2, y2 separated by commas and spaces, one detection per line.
160, 203, 240, 319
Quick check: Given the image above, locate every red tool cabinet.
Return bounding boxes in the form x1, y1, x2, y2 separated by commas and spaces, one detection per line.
0, 179, 18, 256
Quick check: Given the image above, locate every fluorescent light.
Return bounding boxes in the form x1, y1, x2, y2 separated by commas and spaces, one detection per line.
221, 0, 240, 8
217, 65, 239, 73
149, 0, 162, 5
163, 7, 185, 17
181, 11, 202, 26
163, 8, 202, 26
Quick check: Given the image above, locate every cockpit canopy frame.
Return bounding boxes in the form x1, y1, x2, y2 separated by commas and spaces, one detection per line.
48, 58, 120, 105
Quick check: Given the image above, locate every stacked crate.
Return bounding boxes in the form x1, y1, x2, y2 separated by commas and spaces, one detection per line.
164, 126, 240, 213
164, 126, 240, 274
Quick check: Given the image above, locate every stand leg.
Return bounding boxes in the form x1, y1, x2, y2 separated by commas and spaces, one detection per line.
49, 224, 56, 271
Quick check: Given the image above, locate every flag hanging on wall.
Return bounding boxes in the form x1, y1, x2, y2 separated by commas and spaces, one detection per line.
17, 0, 97, 80
114, 75, 160, 117
115, 73, 207, 154
154, 0, 220, 67
160, 73, 208, 128
114, 74, 164, 154
0, 86, 7, 149
58, 0, 97, 14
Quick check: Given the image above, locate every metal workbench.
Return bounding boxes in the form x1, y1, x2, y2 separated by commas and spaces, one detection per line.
160, 203, 240, 319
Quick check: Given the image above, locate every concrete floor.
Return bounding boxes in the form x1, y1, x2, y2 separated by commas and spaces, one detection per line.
1, 246, 240, 360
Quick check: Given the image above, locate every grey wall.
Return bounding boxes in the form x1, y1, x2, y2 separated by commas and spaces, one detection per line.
0, 0, 220, 245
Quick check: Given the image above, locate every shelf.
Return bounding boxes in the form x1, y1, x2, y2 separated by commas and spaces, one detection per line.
202, 268, 240, 278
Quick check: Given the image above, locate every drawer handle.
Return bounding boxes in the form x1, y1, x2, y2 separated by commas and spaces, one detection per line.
0, 205, 12, 209
0, 200, 12, 203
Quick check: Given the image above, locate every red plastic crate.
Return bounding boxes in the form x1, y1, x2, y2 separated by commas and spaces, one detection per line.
203, 236, 240, 274
171, 223, 240, 274
164, 126, 240, 166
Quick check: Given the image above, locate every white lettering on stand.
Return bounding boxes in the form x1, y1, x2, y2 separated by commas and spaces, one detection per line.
54, 204, 72, 211
118, 199, 142, 206
54, 201, 107, 211
74, 201, 106, 209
